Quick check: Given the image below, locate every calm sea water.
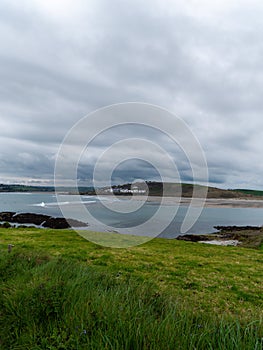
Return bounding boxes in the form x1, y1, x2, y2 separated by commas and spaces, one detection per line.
1, 192, 263, 238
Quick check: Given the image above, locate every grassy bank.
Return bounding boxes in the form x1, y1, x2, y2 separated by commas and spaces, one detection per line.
0, 227, 262, 349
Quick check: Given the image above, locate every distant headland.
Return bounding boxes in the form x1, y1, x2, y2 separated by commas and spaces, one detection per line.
1, 182, 263, 199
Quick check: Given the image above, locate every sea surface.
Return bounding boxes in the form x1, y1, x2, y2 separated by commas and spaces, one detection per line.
1, 192, 263, 238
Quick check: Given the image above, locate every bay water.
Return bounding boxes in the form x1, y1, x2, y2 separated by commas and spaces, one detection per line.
0, 192, 263, 238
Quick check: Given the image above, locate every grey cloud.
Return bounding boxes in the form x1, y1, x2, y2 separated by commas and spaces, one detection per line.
0, 0, 263, 189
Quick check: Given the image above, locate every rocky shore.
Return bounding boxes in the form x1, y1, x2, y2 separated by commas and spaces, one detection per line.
0, 212, 88, 229
176, 225, 263, 248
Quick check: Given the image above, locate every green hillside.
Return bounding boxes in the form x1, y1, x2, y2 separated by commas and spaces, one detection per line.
99, 182, 263, 198
2, 182, 263, 199
0, 227, 262, 349
0, 184, 94, 193
233, 189, 263, 197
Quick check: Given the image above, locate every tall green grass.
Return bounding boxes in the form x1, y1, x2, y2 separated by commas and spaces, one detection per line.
0, 251, 262, 350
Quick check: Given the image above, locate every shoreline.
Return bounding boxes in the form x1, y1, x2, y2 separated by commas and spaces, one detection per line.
1, 209, 262, 248
2, 192, 263, 208
96, 195, 263, 208
177, 225, 263, 248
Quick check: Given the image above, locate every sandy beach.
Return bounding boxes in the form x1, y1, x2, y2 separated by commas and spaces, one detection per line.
153, 196, 263, 208
112, 195, 263, 208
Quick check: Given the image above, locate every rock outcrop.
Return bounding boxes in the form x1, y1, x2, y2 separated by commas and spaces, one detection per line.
0, 212, 88, 229
0, 212, 16, 221
176, 226, 263, 248
214, 225, 262, 232
13, 213, 50, 225
176, 234, 210, 242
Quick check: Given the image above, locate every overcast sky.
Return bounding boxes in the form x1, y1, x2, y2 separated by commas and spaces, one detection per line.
1, 0, 263, 189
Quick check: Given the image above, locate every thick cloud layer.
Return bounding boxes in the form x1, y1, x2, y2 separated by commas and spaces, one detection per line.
1, 0, 263, 189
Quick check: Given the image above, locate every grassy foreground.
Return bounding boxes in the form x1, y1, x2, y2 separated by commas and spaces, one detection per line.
0, 227, 262, 349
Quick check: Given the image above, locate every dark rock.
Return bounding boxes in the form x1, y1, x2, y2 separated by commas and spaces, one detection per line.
214, 225, 262, 232
43, 217, 88, 229
42, 217, 70, 229
0, 212, 16, 221
66, 218, 88, 228
0, 211, 88, 229
176, 234, 210, 242
12, 213, 51, 225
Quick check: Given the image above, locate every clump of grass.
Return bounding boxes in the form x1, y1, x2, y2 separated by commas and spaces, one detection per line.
0, 252, 262, 349
1, 227, 263, 318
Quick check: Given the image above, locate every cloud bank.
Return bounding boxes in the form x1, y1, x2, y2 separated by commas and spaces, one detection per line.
1, 0, 263, 189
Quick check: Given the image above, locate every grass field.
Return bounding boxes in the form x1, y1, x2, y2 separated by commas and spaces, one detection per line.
0, 227, 262, 349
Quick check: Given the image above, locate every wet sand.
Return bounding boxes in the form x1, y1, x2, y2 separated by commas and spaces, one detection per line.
123, 196, 263, 208
152, 197, 263, 208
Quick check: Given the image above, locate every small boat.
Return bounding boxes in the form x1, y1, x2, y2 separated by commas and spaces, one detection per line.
40, 202, 46, 207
